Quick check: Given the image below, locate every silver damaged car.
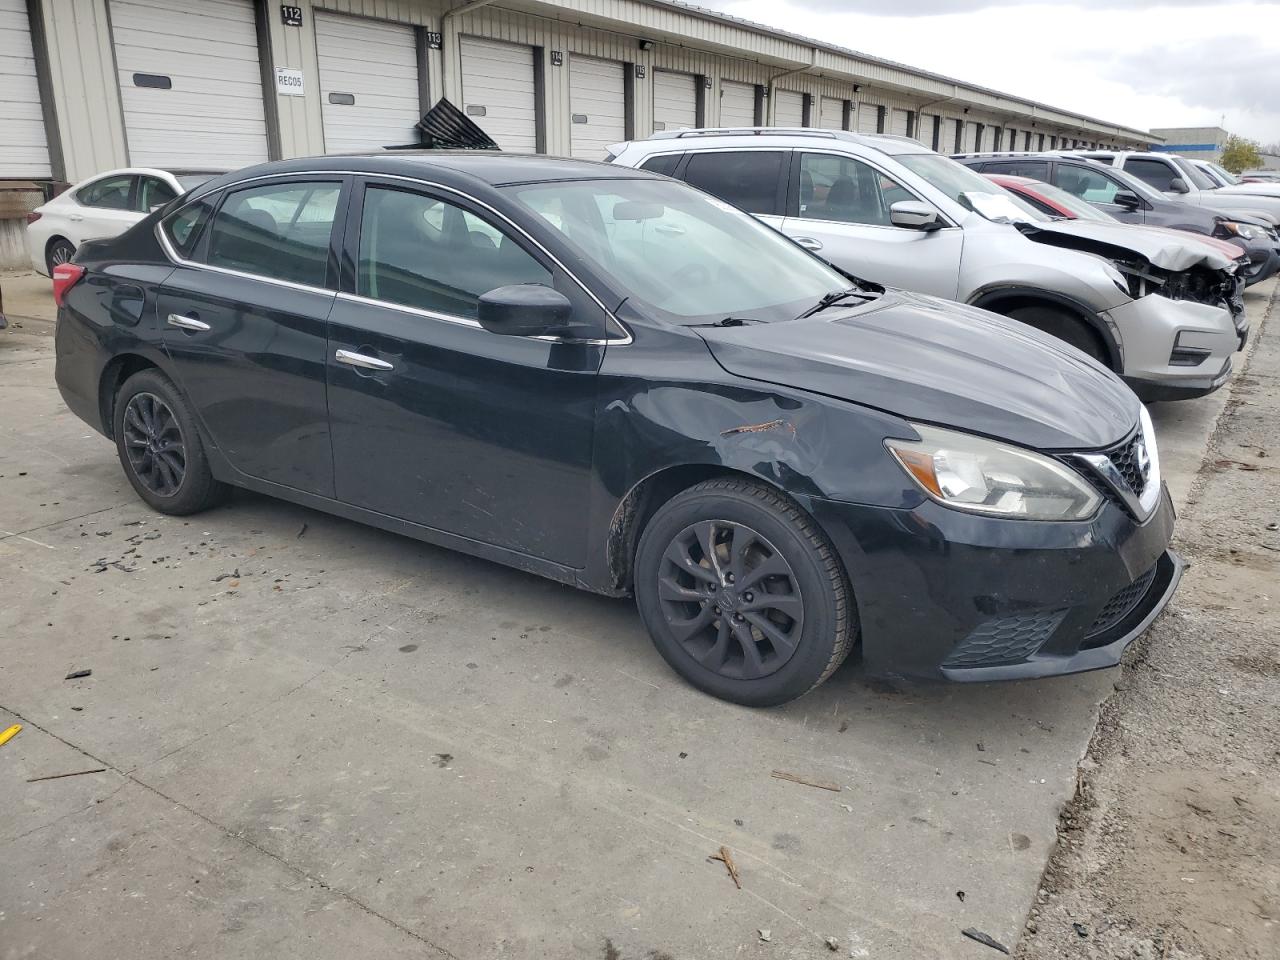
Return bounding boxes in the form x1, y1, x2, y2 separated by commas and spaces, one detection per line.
609, 129, 1241, 400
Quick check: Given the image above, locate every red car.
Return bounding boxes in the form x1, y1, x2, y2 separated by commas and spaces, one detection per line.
987, 174, 1248, 263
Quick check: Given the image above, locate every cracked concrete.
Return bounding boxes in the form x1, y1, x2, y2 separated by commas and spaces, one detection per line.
1, 272, 1272, 959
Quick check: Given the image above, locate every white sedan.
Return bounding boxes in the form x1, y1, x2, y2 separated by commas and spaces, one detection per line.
25, 168, 222, 276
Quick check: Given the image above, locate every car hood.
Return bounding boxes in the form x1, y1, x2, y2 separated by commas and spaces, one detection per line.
697, 290, 1139, 451
1018, 219, 1239, 271
1214, 183, 1280, 199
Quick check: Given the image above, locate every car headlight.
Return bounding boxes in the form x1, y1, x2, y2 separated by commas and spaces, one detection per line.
886, 424, 1102, 521
1102, 262, 1130, 296
1219, 221, 1258, 240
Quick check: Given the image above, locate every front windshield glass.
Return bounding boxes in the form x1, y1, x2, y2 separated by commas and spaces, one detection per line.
1024, 181, 1116, 222
895, 152, 1045, 222
1171, 156, 1216, 190
1206, 162, 1240, 185
507, 178, 847, 324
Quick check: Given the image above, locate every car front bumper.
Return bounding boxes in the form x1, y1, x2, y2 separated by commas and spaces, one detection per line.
1105, 295, 1237, 400
809, 485, 1179, 682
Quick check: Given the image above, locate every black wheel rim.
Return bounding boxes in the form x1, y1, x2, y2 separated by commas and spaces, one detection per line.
50, 243, 73, 267
122, 392, 186, 497
657, 520, 804, 680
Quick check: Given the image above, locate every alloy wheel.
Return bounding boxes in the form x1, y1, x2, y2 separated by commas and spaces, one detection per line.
122, 392, 186, 497
657, 520, 805, 680
49, 242, 74, 267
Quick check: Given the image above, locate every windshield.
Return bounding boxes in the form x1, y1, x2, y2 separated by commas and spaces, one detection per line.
895, 152, 1045, 222
1019, 181, 1116, 222
1170, 156, 1216, 190
507, 178, 847, 324
176, 173, 219, 192
1206, 161, 1240, 186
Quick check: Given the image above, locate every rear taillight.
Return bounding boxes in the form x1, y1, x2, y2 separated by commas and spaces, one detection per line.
26, 211, 42, 225
52, 263, 85, 307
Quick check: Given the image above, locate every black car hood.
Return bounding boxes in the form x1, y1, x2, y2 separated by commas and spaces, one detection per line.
697, 291, 1139, 451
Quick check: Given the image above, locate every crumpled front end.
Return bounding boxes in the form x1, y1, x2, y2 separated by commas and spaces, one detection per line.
1115, 258, 1248, 350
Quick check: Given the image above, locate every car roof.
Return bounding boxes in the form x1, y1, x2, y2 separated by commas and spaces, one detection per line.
212, 151, 660, 188
952, 151, 1113, 168
619, 128, 932, 156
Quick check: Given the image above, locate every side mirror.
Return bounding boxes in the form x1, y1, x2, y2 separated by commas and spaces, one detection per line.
890, 200, 942, 231
1112, 190, 1141, 210
477, 284, 573, 338
1168, 177, 1190, 194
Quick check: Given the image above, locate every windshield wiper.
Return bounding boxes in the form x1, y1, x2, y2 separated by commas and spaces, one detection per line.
798, 287, 870, 318
697, 317, 761, 328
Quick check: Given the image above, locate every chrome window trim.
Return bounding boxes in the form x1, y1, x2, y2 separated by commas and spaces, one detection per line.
155, 169, 632, 345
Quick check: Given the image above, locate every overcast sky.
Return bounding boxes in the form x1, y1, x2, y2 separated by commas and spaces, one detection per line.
696, 1, 1280, 144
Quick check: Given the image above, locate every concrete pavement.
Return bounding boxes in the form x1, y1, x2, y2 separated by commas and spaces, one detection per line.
1, 274, 1272, 960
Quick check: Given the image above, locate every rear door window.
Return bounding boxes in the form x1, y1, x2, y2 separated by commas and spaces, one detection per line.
1052, 166, 1121, 204
638, 153, 683, 177
680, 151, 786, 215
206, 181, 342, 287
137, 176, 177, 212
77, 175, 135, 210
989, 159, 1051, 180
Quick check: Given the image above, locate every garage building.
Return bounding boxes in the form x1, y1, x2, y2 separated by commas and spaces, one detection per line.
0, 0, 1158, 266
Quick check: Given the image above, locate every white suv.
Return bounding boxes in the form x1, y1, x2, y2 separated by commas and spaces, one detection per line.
609, 129, 1240, 401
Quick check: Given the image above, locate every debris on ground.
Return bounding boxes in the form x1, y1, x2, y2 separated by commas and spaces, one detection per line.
709, 845, 741, 888
297, 522, 308, 538
0, 724, 21, 747
955, 890, 965, 902
757, 929, 770, 942
212, 569, 240, 582
823, 935, 839, 951
64, 669, 91, 680
960, 927, 1010, 954
770, 769, 842, 792
26, 767, 108, 783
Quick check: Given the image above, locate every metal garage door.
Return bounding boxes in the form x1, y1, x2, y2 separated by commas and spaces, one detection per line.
0, 0, 50, 177
315, 12, 420, 153
109, 0, 268, 169
856, 103, 879, 134
719, 80, 754, 127
963, 122, 979, 152
773, 89, 803, 127
653, 70, 696, 132
569, 56, 625, 159
460, 36, 537, 152
890, 108, 909, 137
819, 96, 844, 130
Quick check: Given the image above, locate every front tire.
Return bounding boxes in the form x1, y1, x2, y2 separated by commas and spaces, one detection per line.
634, 478, 855, 706
1004, 304, 1108, 365
113, 369, 228, 515
46, 237, 75, 275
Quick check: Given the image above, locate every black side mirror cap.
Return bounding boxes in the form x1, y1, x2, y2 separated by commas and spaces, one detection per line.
1113, 190, 1141, 209
477, 284, 574, 338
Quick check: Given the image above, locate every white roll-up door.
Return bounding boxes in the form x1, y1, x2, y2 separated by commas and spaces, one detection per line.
569, 56, 625, 159
460, 36, 537, 152
819, 97, 844, 130
963, 122, 979, 152
0, 0, 51, 177
856, 103, 879, 134
314, 12, 419, 153
109, 0, 268, 169
890, 108, 910, 137
773, 89, 803, 127
719, 80, 755, 127
653, 70, 697, 132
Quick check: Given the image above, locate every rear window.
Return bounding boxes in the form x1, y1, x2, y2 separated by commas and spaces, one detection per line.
1124, 158, 1178, 191
77, 175, 134, 210
681, 150, 785, 215
162, 198, 215, 259
987, 159, 1051, 180
638, 153, 682, 177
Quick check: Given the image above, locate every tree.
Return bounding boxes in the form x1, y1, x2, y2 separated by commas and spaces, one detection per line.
1219, 135, 1262, 173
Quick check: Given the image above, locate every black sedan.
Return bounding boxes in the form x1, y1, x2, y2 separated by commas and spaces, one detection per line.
53, 153, 1182, 705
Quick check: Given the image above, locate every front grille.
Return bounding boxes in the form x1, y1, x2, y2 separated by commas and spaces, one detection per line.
1109, 431, 1149, 497
943, 609, 1067, 668
1082, 565, 1158, 643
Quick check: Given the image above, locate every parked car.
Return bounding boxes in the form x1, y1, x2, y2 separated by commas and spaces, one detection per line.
54, 153, 1182, 705
1188, 158, 1280, 201
954, 152, 1280, 286
1076, 150, 1280, 225
985, 173, 1248, 348
25, 168, 223, 276
1240, 171, 1280, 183
611, 129, 1239, 400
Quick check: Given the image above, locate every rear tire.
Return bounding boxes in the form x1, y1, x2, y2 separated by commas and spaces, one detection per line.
46, 237, 76, 275
634, 478, 855, 707
113, 369, 228, 515
1004, 304, 1108, 365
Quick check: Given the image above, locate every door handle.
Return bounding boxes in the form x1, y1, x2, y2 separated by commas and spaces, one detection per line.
793, 236, 824, 251
335, 348, 393, 372
68, 214, 83, 222
166, 313, 210, 332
